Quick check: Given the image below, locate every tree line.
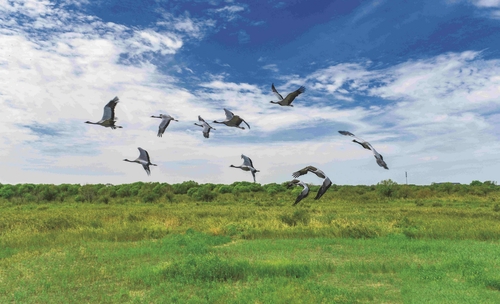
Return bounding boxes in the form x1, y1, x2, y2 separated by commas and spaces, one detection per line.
0, 180, 497, 205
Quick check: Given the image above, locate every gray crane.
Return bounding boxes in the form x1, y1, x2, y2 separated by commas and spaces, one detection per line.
213, 108, 250, 129
123, 147, 157, 176
292, 166, 332, 200
269, 83, 306, 107
230, 154, 260, 183
151, 114, 178, 137
194, 115, 216, 138
85, 96, 122, 129
338, 130, 389, 170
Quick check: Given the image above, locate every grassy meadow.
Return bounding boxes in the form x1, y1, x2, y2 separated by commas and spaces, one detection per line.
1, 181, 500, 303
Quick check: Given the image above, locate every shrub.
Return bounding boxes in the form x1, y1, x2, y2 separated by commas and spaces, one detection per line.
173, 181, 199, 194
40, 186, 58, 202
470, 180, 483, 186
377, 179, 397, 198
188, 186, 217, 202
396, 185, 412, 199
0, 186, 14, 199
79, 184, 97, 203
233, 185, 251, 194
141, 193, 158, 203
116, 186, 131, 198
218, 185, 233, 194
164, 191, 175, 202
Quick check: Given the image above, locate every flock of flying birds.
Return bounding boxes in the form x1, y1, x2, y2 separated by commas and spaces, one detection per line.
84, 84, 389, 205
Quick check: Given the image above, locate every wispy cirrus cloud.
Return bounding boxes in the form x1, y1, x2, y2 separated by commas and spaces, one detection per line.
210, 4, 246, 21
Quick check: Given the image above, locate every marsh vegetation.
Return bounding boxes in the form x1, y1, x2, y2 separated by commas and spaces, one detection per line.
1, 180, 499, 303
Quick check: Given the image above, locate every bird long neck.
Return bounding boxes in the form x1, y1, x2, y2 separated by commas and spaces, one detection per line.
85, 121, 98, 124
123, 159, 135, 163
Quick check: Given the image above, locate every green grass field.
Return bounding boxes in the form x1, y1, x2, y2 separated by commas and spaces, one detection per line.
1, 183, 500, 303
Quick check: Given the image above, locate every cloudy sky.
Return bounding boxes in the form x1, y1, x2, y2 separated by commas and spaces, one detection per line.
1, 0, 500, 186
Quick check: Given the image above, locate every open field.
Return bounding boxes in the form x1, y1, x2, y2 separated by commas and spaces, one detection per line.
1, 181, 500, 303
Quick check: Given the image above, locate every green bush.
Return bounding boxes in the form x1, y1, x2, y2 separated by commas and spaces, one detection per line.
188, 186, 217, 202
218, 185, 233, 194
377, 179, 398, 198
40, 186, 58, 202
79, 184, 97, 203
0, 186, 14, 199
116, 186, 131, 198
141, 193, 159, 203
173, 181, 199, 194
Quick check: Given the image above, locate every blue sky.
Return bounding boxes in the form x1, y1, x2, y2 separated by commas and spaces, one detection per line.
1, 0, 500, 185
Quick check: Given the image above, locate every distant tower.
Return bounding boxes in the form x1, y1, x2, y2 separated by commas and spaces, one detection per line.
405, 171, 408, 185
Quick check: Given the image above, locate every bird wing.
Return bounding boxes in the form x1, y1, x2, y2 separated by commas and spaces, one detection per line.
338, 130, 355, 137
158, 119, 171, 137
242, 119, 250, 129
283, 86, 305, 105
338, 130, 369, 147
101, 96, 119, 121
203, 125, 211, 138
369, 143, 380, 158
223, 108, 234, 120
370, 146, 388, 169
241, 154, 254, 168
271, 83, 284, 100
293, 182, 310, 205
292, 166, 315, 178
159, 116, 171, 131
315, 176, 332, 200
138, 147, 151, 163
229, 115, 250, 129
142, 164, 151, 176
287, 179, 300, 188
228, 115, 242, 125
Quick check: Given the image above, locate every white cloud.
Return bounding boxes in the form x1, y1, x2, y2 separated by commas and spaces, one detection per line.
210, 4, 246, 21
471, 0, 500, 7
157, 13, 217, 40
305, 62, 373, 97
299, 51, 500, 184
262, 64, 279, 72
214, 5, 245, 14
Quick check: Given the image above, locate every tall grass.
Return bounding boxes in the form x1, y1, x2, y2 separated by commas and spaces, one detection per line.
1, 184, 500, 302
